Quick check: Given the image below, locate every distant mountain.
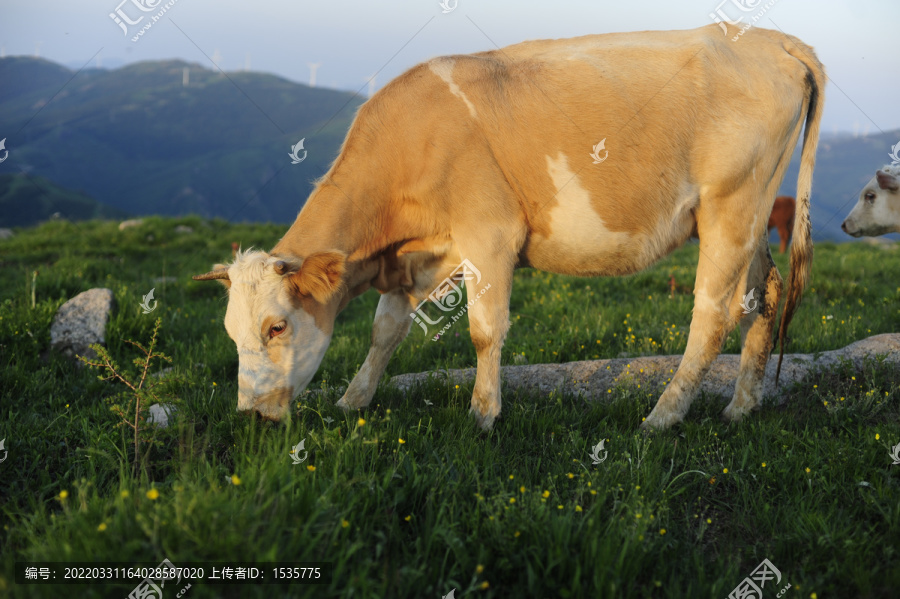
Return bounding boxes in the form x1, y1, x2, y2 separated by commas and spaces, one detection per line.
0, 56, 365, 223
0, 173, 128, 227
1, 56, 896, 240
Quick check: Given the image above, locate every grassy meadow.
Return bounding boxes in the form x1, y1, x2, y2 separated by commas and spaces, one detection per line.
1, 217, 899, 598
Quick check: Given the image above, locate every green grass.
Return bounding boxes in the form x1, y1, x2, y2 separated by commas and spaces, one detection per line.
1, 218, 899, 598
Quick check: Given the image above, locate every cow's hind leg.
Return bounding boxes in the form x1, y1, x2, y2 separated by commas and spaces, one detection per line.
722, 238, 782, 422
641, 201, 761, 431
336, 290, 413, 410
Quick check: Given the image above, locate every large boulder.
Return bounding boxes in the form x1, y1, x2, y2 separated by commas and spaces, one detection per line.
50, 288, 115, 360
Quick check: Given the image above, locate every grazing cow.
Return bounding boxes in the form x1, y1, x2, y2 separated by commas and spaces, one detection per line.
194, 25, 824, 431
841, 166, 900, 237
768, 196, 796, 253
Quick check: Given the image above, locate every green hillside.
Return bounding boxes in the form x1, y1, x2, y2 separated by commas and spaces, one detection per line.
0, 173, 127, 227
0, 218, 897, 597
0, 57, 365, 222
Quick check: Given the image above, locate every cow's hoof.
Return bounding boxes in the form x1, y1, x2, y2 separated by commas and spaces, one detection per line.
469, 407, 498, 431
336, 388, 373, 412
721, 403, 752, 423
640, 409, 681, 432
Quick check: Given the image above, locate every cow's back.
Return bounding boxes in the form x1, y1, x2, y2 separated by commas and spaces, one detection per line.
346, 25, 820, 276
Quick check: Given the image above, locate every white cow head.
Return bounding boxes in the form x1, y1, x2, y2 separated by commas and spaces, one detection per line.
842, 168, 900, 237
193, 250, 346, 421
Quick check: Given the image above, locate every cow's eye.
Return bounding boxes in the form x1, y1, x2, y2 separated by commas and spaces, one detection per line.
865, 192, 876, 203
269, 322, 287, 338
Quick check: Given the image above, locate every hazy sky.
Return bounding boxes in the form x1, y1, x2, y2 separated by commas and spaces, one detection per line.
1, 0, 898, 134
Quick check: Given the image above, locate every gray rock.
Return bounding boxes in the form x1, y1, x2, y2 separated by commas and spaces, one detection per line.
174, 225, 194, 234
150, 367, 174, 379
389, 334, 900, 406
50, 288, 115, 360
147, 403, 176, 428
0, 228, 13, 240
118, 219, 144, 231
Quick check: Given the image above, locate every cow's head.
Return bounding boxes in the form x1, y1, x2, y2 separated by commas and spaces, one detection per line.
193, 250, 346, 421
842, 169, 900, 237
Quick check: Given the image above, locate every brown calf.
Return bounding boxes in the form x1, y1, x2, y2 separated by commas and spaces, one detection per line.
768, 196, 796, 253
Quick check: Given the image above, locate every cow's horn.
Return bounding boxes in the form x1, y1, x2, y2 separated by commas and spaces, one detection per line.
192, 269, 230, 281
273, 260, 289, 275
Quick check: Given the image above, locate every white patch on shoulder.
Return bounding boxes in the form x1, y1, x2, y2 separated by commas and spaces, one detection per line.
544, 152, 631, 254
429, 59, 477, 119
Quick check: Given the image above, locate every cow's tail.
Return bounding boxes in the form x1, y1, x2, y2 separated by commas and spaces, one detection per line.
775, 40, 826, 385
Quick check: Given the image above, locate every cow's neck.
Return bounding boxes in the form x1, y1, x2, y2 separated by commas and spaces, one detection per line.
271, 178, 400, 291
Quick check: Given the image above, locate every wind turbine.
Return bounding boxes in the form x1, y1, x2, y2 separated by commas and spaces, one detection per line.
365, 73, 377, 97
308, 62, 321, 87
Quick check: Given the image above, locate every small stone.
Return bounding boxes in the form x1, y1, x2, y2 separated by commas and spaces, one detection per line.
50, 288, 115, 360
147, 403, 176, 428
150, 367, 174, 379
513, 354, 528, 365
118, 219, 144, 231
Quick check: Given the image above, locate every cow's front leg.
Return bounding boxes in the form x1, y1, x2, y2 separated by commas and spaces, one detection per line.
464, 262, 514, 430
336, 289, 413, 411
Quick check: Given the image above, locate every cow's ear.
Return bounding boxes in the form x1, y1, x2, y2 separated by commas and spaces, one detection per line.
876, 170, 899, 191
289, 252, 346, 303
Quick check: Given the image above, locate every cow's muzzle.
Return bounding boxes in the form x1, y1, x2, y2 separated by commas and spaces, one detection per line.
239, 387, 293, 421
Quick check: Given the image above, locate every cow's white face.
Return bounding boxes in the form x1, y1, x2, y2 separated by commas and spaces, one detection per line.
842, 169, 900, 237
195, 250, 346, 421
